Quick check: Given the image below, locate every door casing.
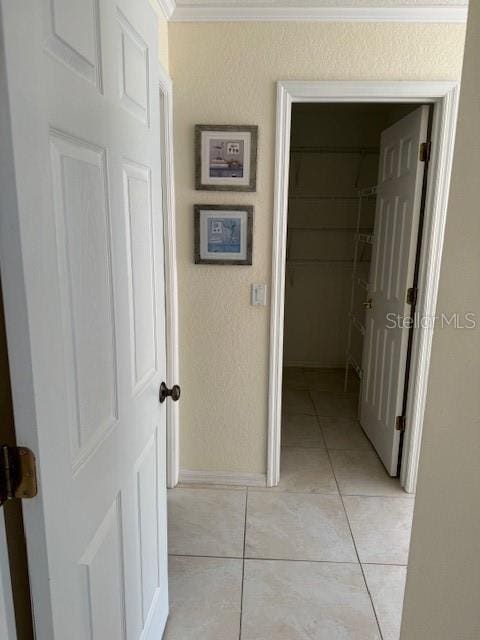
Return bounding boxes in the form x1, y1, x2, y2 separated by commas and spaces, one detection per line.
0, 517, 16, 640
268, 80, 460, 492
158, 67, 181, 489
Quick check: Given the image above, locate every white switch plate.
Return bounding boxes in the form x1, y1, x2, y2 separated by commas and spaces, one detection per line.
251, 283, 267, 306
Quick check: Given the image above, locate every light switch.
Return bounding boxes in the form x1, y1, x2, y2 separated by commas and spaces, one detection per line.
251, 283, 267, 306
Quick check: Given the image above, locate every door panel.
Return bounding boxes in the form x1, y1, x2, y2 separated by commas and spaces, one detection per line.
123, 160, 157, 394
79, 496, 126, 639
0, 0, 168, 638
117, 9, 150, 124
135, 430, 160, 626
44, 0, 102, 88
360, 106, 429, 476
50, 132, 118, 468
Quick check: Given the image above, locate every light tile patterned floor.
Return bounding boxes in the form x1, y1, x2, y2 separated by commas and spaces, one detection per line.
165, 368, 413, 639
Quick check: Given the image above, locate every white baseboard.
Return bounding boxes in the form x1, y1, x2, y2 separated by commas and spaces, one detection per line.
178, 469, 267, 487
283, 360, 345, 369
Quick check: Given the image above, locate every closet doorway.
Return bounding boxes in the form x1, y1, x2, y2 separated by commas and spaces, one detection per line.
284, 101, 428, 485
268, 81, 459, 491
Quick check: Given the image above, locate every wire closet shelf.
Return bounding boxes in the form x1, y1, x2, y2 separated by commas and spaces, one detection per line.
344, 185, 377, 392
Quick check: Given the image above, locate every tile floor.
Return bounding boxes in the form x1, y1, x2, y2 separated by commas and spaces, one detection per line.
165, 368, 413, 640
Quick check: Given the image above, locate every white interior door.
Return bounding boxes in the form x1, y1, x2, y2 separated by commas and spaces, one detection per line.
360, 106, 429, 476
0, 1, 169, 638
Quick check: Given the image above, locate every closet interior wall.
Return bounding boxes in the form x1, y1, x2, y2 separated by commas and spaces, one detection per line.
283, 103, 420, 370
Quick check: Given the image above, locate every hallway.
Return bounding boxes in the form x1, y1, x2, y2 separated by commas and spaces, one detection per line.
165, 368, 414, 639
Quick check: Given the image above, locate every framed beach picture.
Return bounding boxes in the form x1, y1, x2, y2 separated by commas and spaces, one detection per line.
194, 205, 253, 265
195, 125, 258, 191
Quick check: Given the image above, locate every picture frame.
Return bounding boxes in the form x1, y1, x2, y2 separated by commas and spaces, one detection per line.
195, 125, 258, 191
194, 205, 253, 265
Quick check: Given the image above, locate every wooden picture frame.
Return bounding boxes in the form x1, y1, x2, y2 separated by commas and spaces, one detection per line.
195, 125, 258, 191
194, 205, 253, 265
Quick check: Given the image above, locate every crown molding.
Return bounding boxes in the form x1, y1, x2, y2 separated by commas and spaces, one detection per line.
156, 0, 176, 19
170, 5, 468, 23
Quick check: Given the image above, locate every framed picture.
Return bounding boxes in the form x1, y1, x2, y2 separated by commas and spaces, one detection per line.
194, 205, 253, 265
195, 125, 258, 191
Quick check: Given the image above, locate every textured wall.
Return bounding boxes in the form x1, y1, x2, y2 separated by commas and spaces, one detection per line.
401, 4, 480, 638
169, 21, 466, 474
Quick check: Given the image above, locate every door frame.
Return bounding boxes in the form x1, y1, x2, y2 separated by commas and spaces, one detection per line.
268, 80, 460, 491
0, 515, 16, 640
158, 66, 181, 488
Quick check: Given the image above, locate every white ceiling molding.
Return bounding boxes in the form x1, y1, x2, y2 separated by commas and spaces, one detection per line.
170, 4, 468, 23
156, 0, 176, 19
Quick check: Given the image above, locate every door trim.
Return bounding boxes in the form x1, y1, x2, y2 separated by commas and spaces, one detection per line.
0, 515, 16, 640
158, 66, 180, 488
170, 6, 468, 24
268, 80, 460, 491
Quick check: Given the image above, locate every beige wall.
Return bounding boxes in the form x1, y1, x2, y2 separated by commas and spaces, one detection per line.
401, 4, 480, 638
169, 21, 466, 474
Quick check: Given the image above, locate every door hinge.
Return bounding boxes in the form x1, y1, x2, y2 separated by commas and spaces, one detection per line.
0, 445, 38, 507
406, 286, 418, 307
419, 141, 432, 163
395, 416, 406, 432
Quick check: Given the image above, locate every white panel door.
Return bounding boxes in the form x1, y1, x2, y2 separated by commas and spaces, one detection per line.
0, 1, 169, 638
360, 106, 429, 476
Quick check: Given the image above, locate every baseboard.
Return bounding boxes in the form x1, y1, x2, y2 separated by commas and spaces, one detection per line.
283, 361, 345, 369
178, 469, 267, 487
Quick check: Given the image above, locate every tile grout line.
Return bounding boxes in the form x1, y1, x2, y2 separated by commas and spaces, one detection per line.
238, 487, 249, 640
249, 488, 414, 499
307, 385, 385, 640
168, 552, 407, 568
176, 483, 412, 501
339, 489, 385, 640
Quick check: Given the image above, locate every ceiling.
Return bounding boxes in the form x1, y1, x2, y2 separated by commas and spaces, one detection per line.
167, 0, 468, 22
